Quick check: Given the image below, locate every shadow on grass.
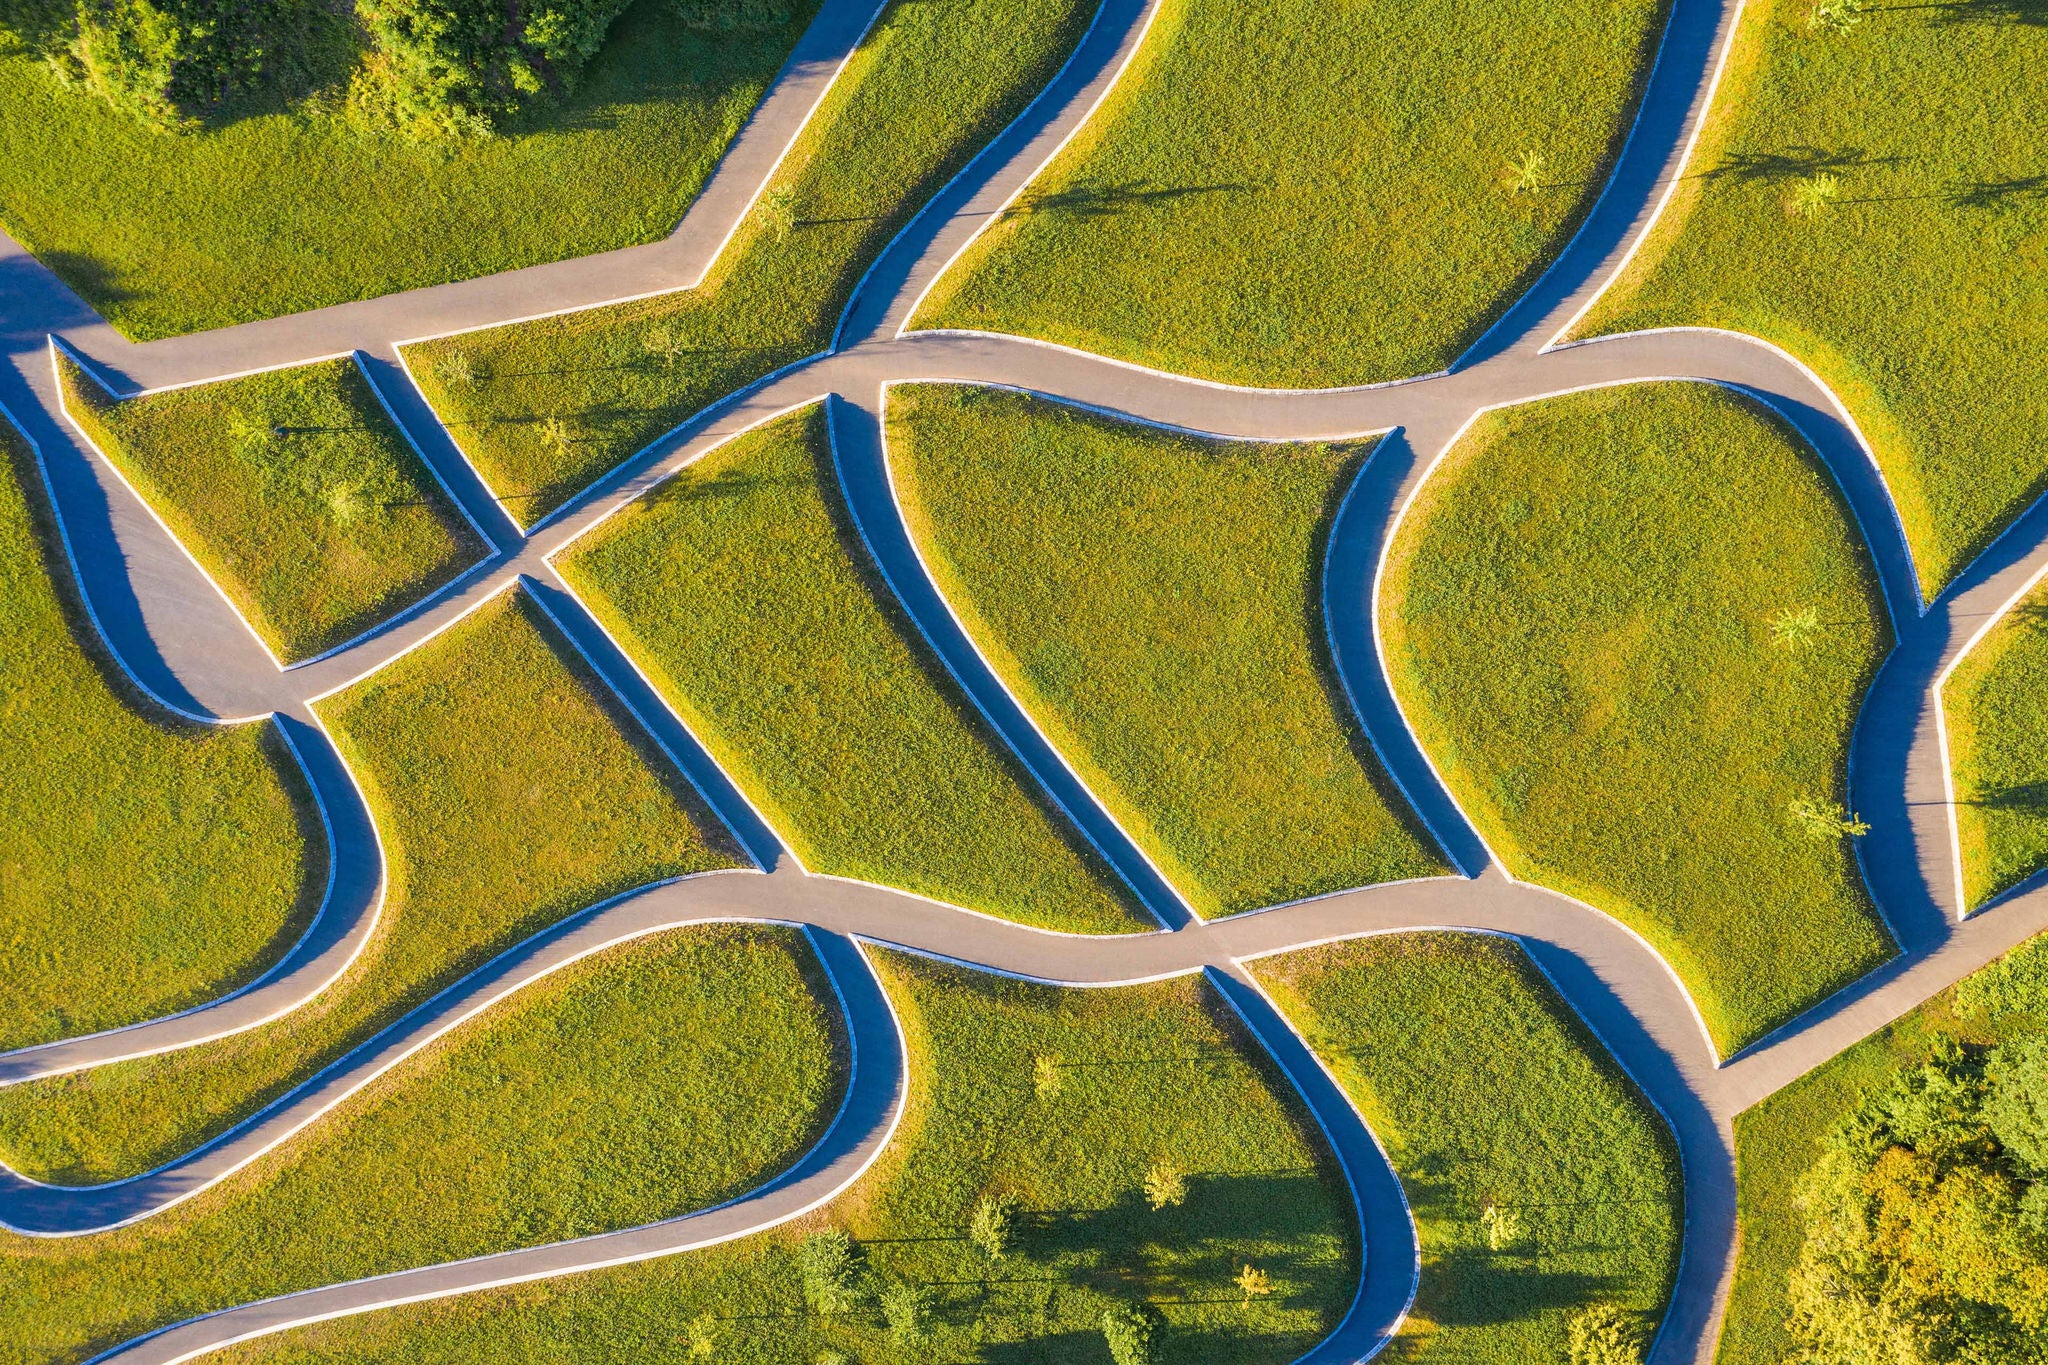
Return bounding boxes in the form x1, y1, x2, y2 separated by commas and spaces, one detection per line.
1966, 781, 2048, 815
1706, 146, 1899, 183
1012, 179, 1251, 219
1951, 173, 2048, 210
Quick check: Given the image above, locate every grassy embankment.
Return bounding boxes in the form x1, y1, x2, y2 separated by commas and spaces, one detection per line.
1380, 384, 1894, 1054
407, 0, 1097, 526
0, 588, 740, 1183
888, 384, 1445, 917
1943, 579, 2048, 910
561, 404, 1149, 933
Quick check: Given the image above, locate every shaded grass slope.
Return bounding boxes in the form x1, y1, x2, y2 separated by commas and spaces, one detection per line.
60, 355, 482, 662
0, 924, 842, 1364
1582, 0, 2048, 596
0, 587, 741, 1183
0, 417, 316, 1054
408, 0, 1096, 526
888, 384, 1445, 916
1256, 932, 1682, 1363
1380, 384, 1894, 1053
0, 0, 815, 339
910, 0, 1667, 386
217, 952, 1357, 1364
562, 404, 1147, 932
1943, 579, 2048, 910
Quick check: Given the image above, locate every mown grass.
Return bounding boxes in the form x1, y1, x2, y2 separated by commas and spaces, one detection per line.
0, 923, 843, 1364
212, 951, 1358, 1364
1256, 932, 1682, 1362
561, 404, 1147, 932
887, 385, 1445, 916
1942, 582, 2048, 909
1380, 384, 1894, 1054
408, 0, 1096, 526
908, 0, 1667, 386
0, 417, 316, 1053
0, 588, 740, 1183
0, 0, 814, 340
1581, 0, 2048, 597
59, 355, 483, 662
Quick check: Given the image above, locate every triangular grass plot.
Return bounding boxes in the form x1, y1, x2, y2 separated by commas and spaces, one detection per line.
559, 404, 1149, 933
886, 384, 1446, 917
1943, 581, 2048, 910
58, 355, 485, 662
1380, 383, 1894, 1054
0, 587, 741, 1184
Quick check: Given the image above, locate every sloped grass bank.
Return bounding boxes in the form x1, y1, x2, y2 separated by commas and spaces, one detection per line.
1380, 384, 1893, 1053
888, 384, 1445, 916
1943, 579, 2048, 910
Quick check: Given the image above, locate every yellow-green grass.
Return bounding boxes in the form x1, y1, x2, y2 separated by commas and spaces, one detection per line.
0, 588, 741, 1183
407, 0, 1095, 526
59, 355, 483, 662
1581, 0, 2048, 598
561, 405, 1147, 932
1942, 579, 2048, 910
212, 951, 1358, 1364
887, 384, 1445, 916
1257, 932, 1682, 1362
1380, 384, 1894, 1054
1713, 931, 2048, 1365
0, 924, 843, 1364
908, 0, 1667, 386
0, 0, 814, 340
0, 417, 316, 1053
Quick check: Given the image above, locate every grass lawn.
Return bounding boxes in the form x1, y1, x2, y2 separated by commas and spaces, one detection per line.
887, 385, 1445, 917
1380, 384, 1894, 1054
59, 355, 484, 662
560, 405, 1147, 932
907, 0, 1667, 386
210, 951, 1358, 1364
1255, 932, 1683, 1362
0, 0, 815, 340
0, 924, 843, 1365
1579, 0, 2048, 597
0, 588, 740, 1184
407, 0, 1096, 527
1942, 580, 2048, 910
0, 418, 316, 1054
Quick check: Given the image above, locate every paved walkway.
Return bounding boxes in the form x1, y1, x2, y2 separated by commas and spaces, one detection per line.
0, 0, 2041, 1359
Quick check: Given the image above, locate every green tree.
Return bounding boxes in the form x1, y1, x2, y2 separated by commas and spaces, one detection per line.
880, 1281, 934, 1348
1567, 1303, 1645, 1365
968, 1193, 1020, 1263
1786, 172, 1843, 219
797, 1229, 862, 1315
1988, 1034, 2048, 1175
1806, 0, 1867, 34
1787, 797, 1870, 841
1102, 1302, 1161, 1365
1770, 605, 1822, 652
756, 183, 799, 243
1143, 1157, 1187, 1211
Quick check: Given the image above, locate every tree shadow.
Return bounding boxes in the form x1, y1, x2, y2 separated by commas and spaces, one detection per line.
1705, 146, 1899, 184
1928, 0, 2048, 23
1966, 781, 2048, 814
1010, 179, 1250, 219
1950, 173, 2048, 211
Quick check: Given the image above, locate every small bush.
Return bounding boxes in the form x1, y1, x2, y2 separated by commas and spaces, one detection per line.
968, 1193, 1020, 1263
1568, 1303, 1646, 1365
1102, 1302, 1161, 1365
797, 1229, 862, 1315
1142, 1157, 1186, 1211
880, 1281, 934, 1347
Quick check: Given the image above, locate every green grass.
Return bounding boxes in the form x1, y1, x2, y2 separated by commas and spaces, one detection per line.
1380, 384, 1894, 1054
59, 355, 483, 662
1256, 932, 1683, 1362
208, 951, 1358, 1364
1942, 582, 2048, 910
887, 384, 1445, 916
0, 0, 815, 340
907, 0, 1667, 386
407, 0, 1097, 526
0, 923, 843, 1365
1580, 0, 2048, 598
0, 588, 740, 1183
560, 404, 1147, 932
0, 416, 316, 1053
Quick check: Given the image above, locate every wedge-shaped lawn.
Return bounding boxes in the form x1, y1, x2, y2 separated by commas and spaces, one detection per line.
1943, 582, 2048, 910
0, 419, 317, 1054
0, 0, 817, 339
215, 952, 1357, 1364
888, 385, 1445, 916
0, 925, 842, 1360
1256, 932, 1682, 1363
1583, 0, 2048, 596
909, 0, 1666, 386
59, 355, 483, 661
0, 587, 740, 1183
407, 0, 1096, 526
1381, 384, 1894, 1054
561, 405, 1146, 932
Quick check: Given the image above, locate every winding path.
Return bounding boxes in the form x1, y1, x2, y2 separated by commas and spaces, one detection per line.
0, 0, 2041, 1359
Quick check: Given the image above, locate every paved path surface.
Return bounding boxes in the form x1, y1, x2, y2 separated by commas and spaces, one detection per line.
0, 0, 2041, 1359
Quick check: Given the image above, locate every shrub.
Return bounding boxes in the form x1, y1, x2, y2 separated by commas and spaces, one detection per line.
1567, 1303, 1646, 1365
49, 0, 276, 127
1142, 1157, 1186, 1211
797, 1229, 862, 1315
880, 1281, 933, 1347
1101, 1302, 1161, 1365
967, 1193, 1019, 1263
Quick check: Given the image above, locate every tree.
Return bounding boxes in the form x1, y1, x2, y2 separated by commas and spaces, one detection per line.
1770, 605, 1822, 651
797, 1229, 862, 1315
1787, 798, 1870, 841
1568, 1303, 1645, 1365
1032, 1053, 1062, 1100
1785, 172, 1843, 219
684, 1311, 719, 1360
1235, 1263, 1273, 1307
538, 413, 576, 455
1143, 1158, 1187, 1211
1987, 1034, 2048, 1174
968, 1193, 1020, 1263
880, 1281, 933, 1348
1102, 1302, 1161, 1365
1806, 0, 1867, 33
1505, 148, 1548, 195
756, 183, 799, 243
1480, 1201, 1523, 1252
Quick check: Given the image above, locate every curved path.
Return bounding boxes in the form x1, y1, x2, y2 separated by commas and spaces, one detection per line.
0, 0, 2042, 1359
